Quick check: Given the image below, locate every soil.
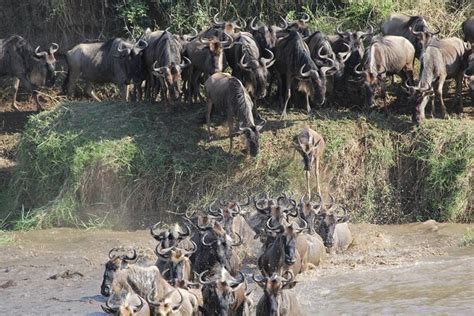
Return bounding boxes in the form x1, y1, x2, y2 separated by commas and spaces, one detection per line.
0, 222, 472, 314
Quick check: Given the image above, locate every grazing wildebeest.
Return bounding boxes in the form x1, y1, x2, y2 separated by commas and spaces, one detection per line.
144, 30, 191, 102
183, 34, 233, 103
353, 35, 415, 108
254, 271, 301, 316
380, 14, 429, 58
462, 16, 474, 44
0, 35, 58, 110
101, 292, 150, 316
101, 248, 157, 297
404, 37, 470, 124
292, 127, 325, 198
63, 38, 147, 101
198, 267, 249, 316
225, 32, 275, 100
275, 31, 336, 119
204, 72, 266, 156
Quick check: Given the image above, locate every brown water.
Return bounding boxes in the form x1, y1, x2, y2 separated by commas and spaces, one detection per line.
0, 222, 472, 315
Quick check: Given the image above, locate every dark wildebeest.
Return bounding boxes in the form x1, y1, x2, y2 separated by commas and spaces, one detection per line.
204, 72, 266, 156
225, 32, 275, 100
63, 38, 147, 101
404, 37, 471, 124
0, 35, 58, 111
201, 13, 246, 40
282, 13, 311, 37
183, 34, 233, 103
275, 31, 336, 119
464, 51, 474, 105
254, 271, 301, 316
198, 268, 250, 316
353, 35, 415, 108
144, 30, 191, 102
101, 248, 157, 297
380, 14, 429, 58
249, 17, 279, 55
462, 16, 474, 44
292, 127, 325, 198
315, 205, 353, 253
155, 241, 197, 285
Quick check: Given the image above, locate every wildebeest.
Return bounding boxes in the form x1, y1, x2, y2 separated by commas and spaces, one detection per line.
144, 30, 190, 102
462, 16, 474, 44
275, 31, 336, 119
225, 32, 275, 99
254, 271, 301, 316
464, 51, 474, 104
354, 35, 415, 107
283, 13, 311, 37
63, 38, 147, 101
150, 223, 192, 249
101, 248, 157, 297
183, 34, 233, 103
199, 267, 249, 316
202, 13, 246, 40
249, 17, 279, 55
147, 288, 184, 316
380, 14, 429, 58
155, 242, 197, 285
0, 35, 58, 111
101, 292, 150, 316
292, 127, 325, 198
404, 37, 470, 124
204, 72, 266, 156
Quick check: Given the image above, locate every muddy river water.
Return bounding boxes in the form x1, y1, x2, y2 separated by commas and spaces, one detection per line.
0, 222, 472, 315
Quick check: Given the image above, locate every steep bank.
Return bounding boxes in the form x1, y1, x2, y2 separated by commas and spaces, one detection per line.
0, 101, 472, 229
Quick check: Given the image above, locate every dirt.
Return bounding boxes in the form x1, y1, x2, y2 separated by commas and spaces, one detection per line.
0, 222, 472, 315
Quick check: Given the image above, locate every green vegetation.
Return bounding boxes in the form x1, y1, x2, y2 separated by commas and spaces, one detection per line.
0, 231, 15, 246
0, 102, 472, 229
460, 228, 473, 247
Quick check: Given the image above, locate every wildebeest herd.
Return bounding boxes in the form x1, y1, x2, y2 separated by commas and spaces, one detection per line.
100, 192, 352, 315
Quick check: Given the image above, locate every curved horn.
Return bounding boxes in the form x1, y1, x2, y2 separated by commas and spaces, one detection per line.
409, 26, 423, 36
250, 16, 259, 31
155, 244, 174, 257
135, 39, 148, 49
233, 18, 246, 30
317, 45, 330, 60
321, 57, 336, 76
152, 60, 166, 73
294, 218, 308, 233
132, 295, 145, 312
252, 274, 265, 286
338, 42, 351, 63
353, 63, 365, 76
220, 32, 234, 47
213, 13, 223, 25
171, 289, 184, 311
282, 270, 295, 282
261, 48, 275, 68
179, 56, 191, 70
266, 217, 282, 231
336, 23, 345, 36
253, 196, 269, 213
300, 12, 310, 23
123, 249, 138, 263
150, 222, 162, 239
182, 240, 198, 256
198, 270, 214, 285
239, 195, 251, 207
178, 224, 191, 238
108, 247, 120, 259
229, 271, 245, 286
362, 23, 374, 37
299, 64, 312, 78
279, 16, 289, 30
430, 25, 441, 35
34, 46, 47, 58
239, 52, 251, 69
201, 231, 217, 247
102, 296, 119, 313
147, 290, 159, 307
231, 232, 243, 247
49, 43, 59, 54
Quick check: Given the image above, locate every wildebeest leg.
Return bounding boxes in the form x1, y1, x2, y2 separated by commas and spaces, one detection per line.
33, 92, 43, 111
305, 93, 311, 114
315, 155, 321, 196
436, 76, 447, 119
206, 98, 213, 140
305, 170, 311, 200
228, 118, 234, 155
85, 82, 101, 102
11, 78, 20, 111
119, 84, 129, 101
454, 73, 463, 113
280, 76, 292, 119
145, 74, 153, 101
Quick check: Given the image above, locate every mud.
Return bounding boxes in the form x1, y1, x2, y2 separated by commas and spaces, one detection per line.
0, 222, 472, 315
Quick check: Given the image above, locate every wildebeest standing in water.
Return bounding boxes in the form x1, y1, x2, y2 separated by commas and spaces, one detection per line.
63, 38, 147, 101
0, 35, 58, 110
204, 72, 266, 156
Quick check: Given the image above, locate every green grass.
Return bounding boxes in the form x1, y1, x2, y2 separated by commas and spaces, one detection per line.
460, 228, 474, 247
0, 101, 472, 229
0, 231, 15, 246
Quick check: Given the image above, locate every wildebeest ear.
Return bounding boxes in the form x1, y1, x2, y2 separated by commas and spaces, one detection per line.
282, 280, 297, 289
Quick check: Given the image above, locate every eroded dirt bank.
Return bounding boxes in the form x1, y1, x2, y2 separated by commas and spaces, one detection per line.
0, 222, 472, 315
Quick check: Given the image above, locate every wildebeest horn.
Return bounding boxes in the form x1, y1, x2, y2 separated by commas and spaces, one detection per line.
250, 16, 259, 31
233, 18, 246, 30
256, 119, 266, 132
101, 296, 119, 313
34, 46, 47, 58
282, 270, 295, 283
135, 39, 148, 49
155, 243, 174, 258
336, 23, 345, 36
178, 224, 191, 238
108, 247, 120, 259
299, 64, 312, 78
152, 61, 167, 74
132, 295, 145, 312
182, 240, 197, 256
252, 274, 266, 286
338, 42, 351, 63
430, 25, 441, 35
300, 12, 310, 23
239, 52, 251, 69
213, 13, 223, 25
353, 63, 365, 76
291, 218, 308, 233
172, 289, 184, 311
279, 16, 289, 29
261, 48, 275, 68
219, 198, 228, 206
266, 217, 282, 231
198, 35, 211, 45
465, 69, 471, 79
179, 56, 191, 70
317, 45, 330, 60
239, 195, 251, 207
320, 57, 336, 76
201, 231, 217, 246
326, 194, 336, 210
361, 23, 374, 37
377, 65, 387, 77
123, 249, 138, 262
253, 196, 269, 213
220, 32, 234, 47
198, 270, 214, 285
229, 271, 245, 286
49, 43, 59, 54
231, 232, 243, 247
409, 26, 423, 36
150, 222, 162, 239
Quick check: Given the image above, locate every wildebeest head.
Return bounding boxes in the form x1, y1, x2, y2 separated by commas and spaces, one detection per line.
233, 119, 266, 157
31, 43, 59, 87
266, 218, 307, 265
298, 57, 336, 106
316, 41, 351, 80
114, 39, 148, 84
353, 63, 387, 107
410, 26, 440, 53
253, 271, 296, 314
335, 24, 373, 70
147, 288, 184, 316
155, 242, 197, 284
152, 57, 191, 101
250, 17, 278, 53
208, 196, 251, 234
292, 133, 323, 171
198, 34, 233, 74
299, 194, 323, 234
199, 267, 246, 315
315, 198, 349, 249
285, 13, 311, 37
211, 12, 246, 36
238, 48, 275, 99
402, 81, 434, 125
201, 222, 242, 270
150, 222, 191, 248
101, 249, 138, 297
101, 292, 147, 315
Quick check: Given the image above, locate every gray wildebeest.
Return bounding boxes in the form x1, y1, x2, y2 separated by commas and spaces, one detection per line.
462, 16, 474, 44
292, 127, 325, 198
204, 72, 266, 156
0, 35, 58, 111
254, 271, 302, 316
464, 51, 474, 105
380, 14, 429, 58
249, 17, 279, 55
183, 33, 233, 103
275, 31, 336, 119
404, 37, 471, 124
63, 38, 147, 101
101, 292, 150, 316
145, 30, 191, 102
155, 241, 197, 285
353, 35, 415, 108
225, 32, 275, 100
